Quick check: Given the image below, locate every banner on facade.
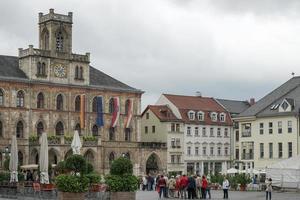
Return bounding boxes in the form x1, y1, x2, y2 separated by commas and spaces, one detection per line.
96, 96, 104, 127
80, 94, 85, 129
124, 99, 133, 128
111, 97, 120, 127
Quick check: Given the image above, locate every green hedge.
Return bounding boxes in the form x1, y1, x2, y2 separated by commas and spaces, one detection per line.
86, 173, 101, 184
110, 157, 133, 176
55, 174, 89, 193
105, 174, 138, 192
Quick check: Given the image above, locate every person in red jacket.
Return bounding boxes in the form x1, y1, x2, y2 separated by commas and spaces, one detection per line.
180, 174, 189, 199
201, 175, 208, 199
157, 175, 167, 199
175, 175, 181, 198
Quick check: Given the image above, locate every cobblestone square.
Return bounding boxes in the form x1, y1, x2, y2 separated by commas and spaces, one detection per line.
136, 190, 300, 200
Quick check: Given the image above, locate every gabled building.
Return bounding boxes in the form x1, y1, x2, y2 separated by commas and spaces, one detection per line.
233, 77, 300, 170
153, 94, 233, 175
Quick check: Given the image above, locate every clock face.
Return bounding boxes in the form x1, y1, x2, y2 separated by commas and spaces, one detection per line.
54, 65, 66, 78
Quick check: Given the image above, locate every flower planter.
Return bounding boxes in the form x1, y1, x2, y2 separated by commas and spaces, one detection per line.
58, 191, 86, 200
110, 192, 136, 200
240, 185, 247, 191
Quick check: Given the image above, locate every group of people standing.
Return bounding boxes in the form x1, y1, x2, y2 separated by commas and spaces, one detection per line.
142, 174, 230, 199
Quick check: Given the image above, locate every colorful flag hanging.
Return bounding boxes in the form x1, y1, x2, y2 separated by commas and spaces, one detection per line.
111, 97, 120, 127
80, 94, 85, 129
124, 99, 133, 128
96, 96, 104, 127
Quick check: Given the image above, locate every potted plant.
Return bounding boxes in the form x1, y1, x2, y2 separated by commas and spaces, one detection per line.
55, 155, 91, 200
236, 174, 251, 191
105, 157, 138, 200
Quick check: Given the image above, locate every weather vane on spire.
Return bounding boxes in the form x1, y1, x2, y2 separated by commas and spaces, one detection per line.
292, 72, 295, 77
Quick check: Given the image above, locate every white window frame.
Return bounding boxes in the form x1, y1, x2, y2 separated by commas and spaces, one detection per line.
197, 111, 204, 121
188, 110, 195, 120
210, 112, 218, 122
220, 113, 226, 122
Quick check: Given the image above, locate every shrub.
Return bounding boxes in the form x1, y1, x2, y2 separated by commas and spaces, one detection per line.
86, 173, 101, 184
105, 174, 138, 192
86, 163, 94, 174
210, 174, 223, 185
83, 136, 97, 142
64, 136, 73, 142
29, 135, 38, 142
235, 174, 252, 186
55, 161, 67, 174
0, 172, 10, 182
55, 174, 89, 193
110, 157, 133, 176
65, 155, 87, 174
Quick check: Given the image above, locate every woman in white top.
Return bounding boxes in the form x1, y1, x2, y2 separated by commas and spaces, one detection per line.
265, 178, 272, 200
222, 177, 230, 199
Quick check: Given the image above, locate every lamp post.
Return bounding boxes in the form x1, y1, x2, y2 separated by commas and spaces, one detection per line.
1, 146, 10, 169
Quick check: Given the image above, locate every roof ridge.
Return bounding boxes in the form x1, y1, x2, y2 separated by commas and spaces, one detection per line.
163, 93, 213, 99
217, 98, 249, 103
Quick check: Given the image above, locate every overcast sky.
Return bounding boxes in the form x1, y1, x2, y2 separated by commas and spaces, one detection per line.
1, 0, 300, 109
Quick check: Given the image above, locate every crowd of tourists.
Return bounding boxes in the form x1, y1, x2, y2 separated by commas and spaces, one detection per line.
141, 174, 230, 199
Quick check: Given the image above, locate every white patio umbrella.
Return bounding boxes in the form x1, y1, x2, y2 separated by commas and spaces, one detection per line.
39, 132, 49, 184
227, 168, 239, 174
9, 135, 18, 183
71, 130, 82, 155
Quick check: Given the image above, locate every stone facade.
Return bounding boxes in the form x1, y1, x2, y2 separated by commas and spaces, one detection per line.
0, 9, 165, 176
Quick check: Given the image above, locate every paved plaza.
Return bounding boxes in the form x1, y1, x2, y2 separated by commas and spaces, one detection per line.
136, 190, 300, 200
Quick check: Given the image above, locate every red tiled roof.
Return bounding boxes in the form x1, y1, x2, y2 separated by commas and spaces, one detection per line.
142, 105, 181, 122
163, 94, 232, 126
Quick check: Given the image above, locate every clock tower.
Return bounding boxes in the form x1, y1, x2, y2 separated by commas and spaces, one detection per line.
18, 9, 90, 85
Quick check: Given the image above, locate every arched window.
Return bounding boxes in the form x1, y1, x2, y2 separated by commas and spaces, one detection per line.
42, 63, 46, 76
75, 95, 81, 111
0, 89, 4, 106
92, 125, 98, 136
56, 94, 63, 110
44, 32, 49, 50
37, 62, 42, 76
56, 31, 64, 51
125, 99, 131, 115
75, 66, 79, 79
109, 127, 115, 141
109, 152, 115, 165
75, 123, 81, 135
109, 98, 114, 114
37, 122, 44, 137
16, 90, 24, 107
16, 121, 24, 138
0, 121, 3, 137
124, 152, 130, 160
55, 121, 64, 135
18, 151, 23, 166
92, 97, 97, 112
80, 67, 83, 79
37, 92, 44, 108
125, 128, 131, 141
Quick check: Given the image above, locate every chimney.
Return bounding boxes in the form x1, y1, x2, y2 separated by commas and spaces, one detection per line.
249, 98, 255, 105
195, 91, 202, 97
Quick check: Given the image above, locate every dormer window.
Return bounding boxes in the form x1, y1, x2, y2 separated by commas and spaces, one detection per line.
279, 98, 294, 112
220, 113, 226, 122
197, 111, 204, 121
188, 111, 195, 120
210, 112, 218, 122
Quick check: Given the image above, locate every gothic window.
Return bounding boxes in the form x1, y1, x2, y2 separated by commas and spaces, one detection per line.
56, 94, 63, 110
16, 90, 24, 107
37, 62, 42, 76
125, 99, 131, 115
37, 122, 44, 137
125, 128, 131, 141
109, 127, 115, 141
75, 95, 81, 111
0, 89, 4, 106
44, 31, 49, 50
92, 125, 98, 136
109, 98, 115, 114
42, 63, 46, 76
75, 66, 79, 79
37, 92, 44, 109
55, 121, 64, 135
92, 97, 97, 112
79, 67, 83, 79
16, 121, 24, 138
75, 123, 81, 135
56, 31, 64, 51
0, 121, 3, 137
18, 151, 23, 166
109, 152, 115, 165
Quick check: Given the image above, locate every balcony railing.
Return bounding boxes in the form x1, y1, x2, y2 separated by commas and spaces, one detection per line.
139, 142, 167, 149
242, 153, 254, 160
241, 130, 251, 137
